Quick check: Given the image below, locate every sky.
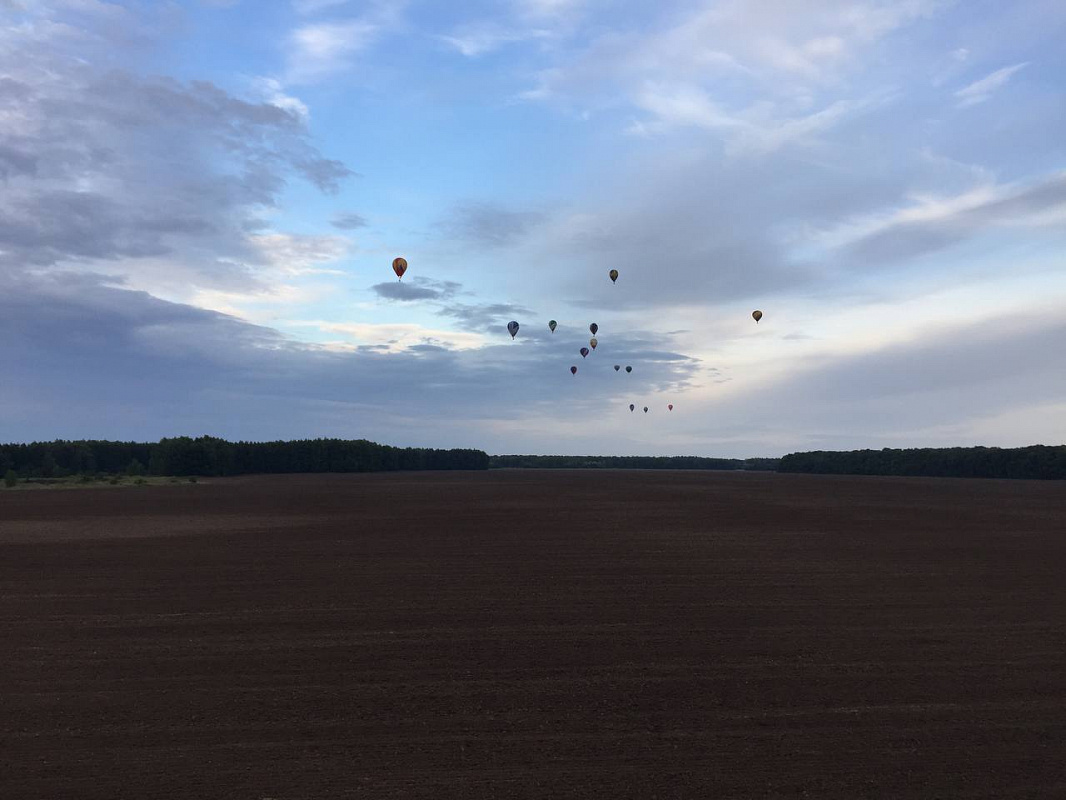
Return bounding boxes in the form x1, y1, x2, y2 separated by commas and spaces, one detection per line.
1, 0, 1064, 457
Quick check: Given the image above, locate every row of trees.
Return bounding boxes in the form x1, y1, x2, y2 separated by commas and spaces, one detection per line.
490, 454, 780, 471
0, 437, 490, 478
777, 446, 1066, 480
5, 439, 1062, 481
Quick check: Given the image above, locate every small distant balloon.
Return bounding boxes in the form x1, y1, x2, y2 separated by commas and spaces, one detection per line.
668, 404, 673, 411
548, 320, 557, 333
589, 337, 598, 350
392, 257, 407, 280
643, 406, 648, 414
614, 364, 620, 372
507, 320, 519, 339
570, 366, 577, 375
589, 323, 599, 335
609, 269, 619, 283
629, 404, 635, 412
580, 347, 589, 358
625, 366, 632, 373
752, 310, 763, 323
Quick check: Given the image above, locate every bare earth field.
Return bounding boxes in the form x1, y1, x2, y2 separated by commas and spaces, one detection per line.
2, 470, 1064, 799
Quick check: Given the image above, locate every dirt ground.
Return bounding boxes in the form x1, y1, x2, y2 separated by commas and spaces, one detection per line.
2, 470, 1064, 799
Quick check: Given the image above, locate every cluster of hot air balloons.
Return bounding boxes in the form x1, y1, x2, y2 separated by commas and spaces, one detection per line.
540, 270, 667, 412
390, 256, 766, 417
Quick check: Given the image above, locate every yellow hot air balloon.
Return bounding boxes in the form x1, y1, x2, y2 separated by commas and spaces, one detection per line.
752, 309, 763, 323
589, 337, 598, 350
609, 269, 619, 283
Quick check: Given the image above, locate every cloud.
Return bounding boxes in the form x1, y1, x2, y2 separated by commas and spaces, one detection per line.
695, 310, 1066, 453
440, 23, 549, 58
436, 301, 535, 333
814, 171, 1066, 265
954, 62, 1029, 107
330, 211, 368, 230
286, 19, 380, 83
0, 273, 698, 448
371, 278, 462, 302
248, 232, 352, 275
517, 0, 585, 20
251, 76, 309, 121
0, 7, 352, 303
443, 202, 545, 246
292, 0, 351, 13
628, 83, 870, 154
518, 0, 942, 124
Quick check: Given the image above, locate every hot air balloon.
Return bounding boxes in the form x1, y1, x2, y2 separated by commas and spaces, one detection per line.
625, 366, 632, 373
580, 347, 589, 358
614, 365, 620, 371
668, 404, 673, 411
609, 269, 619, 283
570, 366, 577, 375
507, 320, 519, 339
548, 320, 557, 333
752, 310, 763, 323
643, 406, 648, 414
589, 323, 599, 335
589, 337, 598, 350
629, 404, 635, 412
392, 257, 407, 280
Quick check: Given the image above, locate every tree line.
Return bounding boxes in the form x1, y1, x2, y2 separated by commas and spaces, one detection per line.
490, 455, 780, 471
4, 439, 1062, 483
777, 445, 1066, 480
1, 436, 489, 480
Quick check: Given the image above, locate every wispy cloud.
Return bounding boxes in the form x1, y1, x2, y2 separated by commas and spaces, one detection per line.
442, 202, 546, 246
810, 171, 1066, 264
440, 23, 549, 58
286, 19, 380, 83
330, 211, 368, 230
248, 232, 352, 276
292, 0, 351, 13
955, 62, 1028, 107
251, 76, 309, 121
628, 83, 872, 155
371, 277, 462, 302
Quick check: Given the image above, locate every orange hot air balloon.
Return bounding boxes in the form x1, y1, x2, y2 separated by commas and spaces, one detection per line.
752, 309, 763, 323
392, 257, 408, 280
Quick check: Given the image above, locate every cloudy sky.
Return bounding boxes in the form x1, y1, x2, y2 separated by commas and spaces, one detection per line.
1, 0, 1064, 457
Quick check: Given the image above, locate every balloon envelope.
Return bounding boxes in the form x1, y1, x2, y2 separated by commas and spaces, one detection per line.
570, 366, 577, 375
589, 323, 598, 335
625, 366, 632, 373
392, 257, 407, 280
589, 337, 598, 349
614, 365, 620, 371
668, 404, 673, 411
609, 269, 619, 283
629, 404, 635, 412
643, 407, 648, 413
580, 347, 589, 358
507, 320, 519, 339
752, 310, 763, 323
548, 320, 557, 332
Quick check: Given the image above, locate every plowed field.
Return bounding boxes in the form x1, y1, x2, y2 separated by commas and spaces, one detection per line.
2, 470, 1064, 798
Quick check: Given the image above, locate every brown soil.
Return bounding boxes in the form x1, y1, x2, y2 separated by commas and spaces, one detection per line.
2, 470, 1064, 799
